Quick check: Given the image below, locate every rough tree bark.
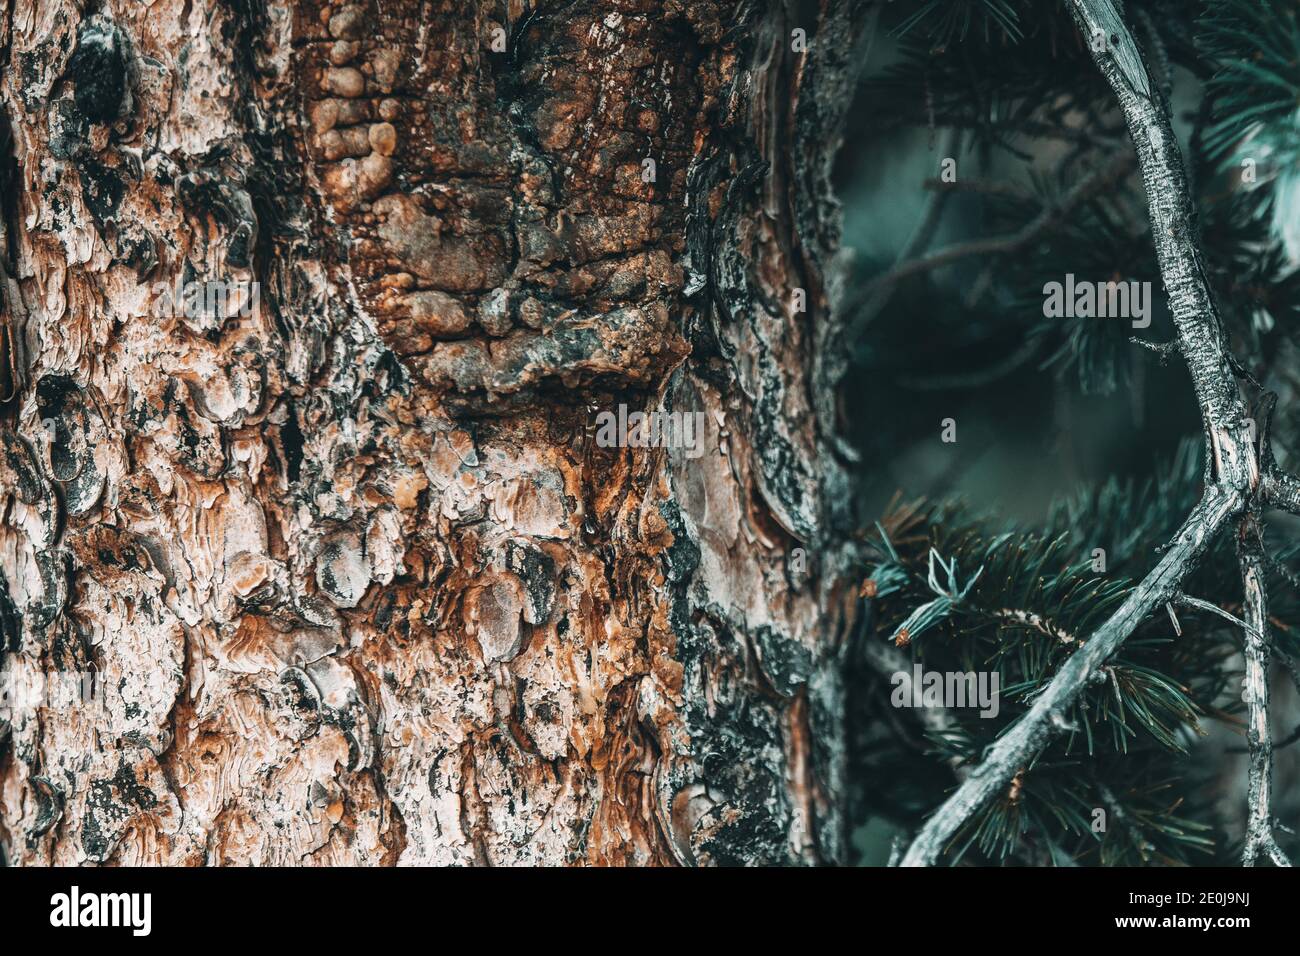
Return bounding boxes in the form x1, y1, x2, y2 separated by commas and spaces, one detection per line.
0, 0, 864, 865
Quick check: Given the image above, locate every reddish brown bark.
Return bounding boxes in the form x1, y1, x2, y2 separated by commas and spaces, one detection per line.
0, 0, 863, 866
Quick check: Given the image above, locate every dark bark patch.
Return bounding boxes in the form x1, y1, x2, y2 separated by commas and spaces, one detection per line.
504, 539, 555, 624
29, 776, 65, 838
752, 625, 813, 698
76, 156, 126, 227
67, 18, 129, 125
0, 571, 21, 655
82, 760, 158, 862
36, 374, 87, 483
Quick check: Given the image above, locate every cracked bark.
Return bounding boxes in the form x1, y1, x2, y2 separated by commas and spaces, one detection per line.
0, 0, 864, 866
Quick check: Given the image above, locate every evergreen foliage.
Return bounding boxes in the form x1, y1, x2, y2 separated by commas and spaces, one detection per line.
846, 0, 1300, 865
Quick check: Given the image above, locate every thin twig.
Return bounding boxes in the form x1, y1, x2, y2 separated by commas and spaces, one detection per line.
1130, 337, 1179, 361
1272, 643, 1300, 700
1172, 592, 1261, 639
898, 338, 1042, 391
937, 116, 1128, 150
1257, 391, 1300, 515
1132, 7, 1172, 102
921, 176, 1029, 200
1265, 552, 1300, 595
991, 608, 1079, 645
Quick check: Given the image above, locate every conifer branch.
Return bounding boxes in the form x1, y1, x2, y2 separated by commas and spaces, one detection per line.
899, 0, 1270, 867
899, 488, 1242, 866
1097, 783, 1156, 858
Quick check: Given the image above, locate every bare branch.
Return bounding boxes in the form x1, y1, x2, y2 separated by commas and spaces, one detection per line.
897, 338, 1042, 391
1064, 2, 1254, 459
1130, 337, 1179, 361
1256, 392, 1300, 515
1239, 522, 1293, 867
921, 176, 1029, 200
937, 116, 1127, 150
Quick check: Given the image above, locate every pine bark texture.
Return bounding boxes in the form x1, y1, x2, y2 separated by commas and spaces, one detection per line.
0, 0, 863, 866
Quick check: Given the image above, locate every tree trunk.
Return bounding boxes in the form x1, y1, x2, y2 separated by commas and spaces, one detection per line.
0, 0, 862, 866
